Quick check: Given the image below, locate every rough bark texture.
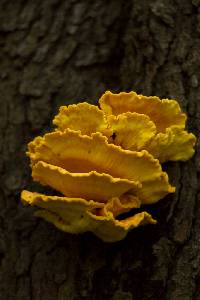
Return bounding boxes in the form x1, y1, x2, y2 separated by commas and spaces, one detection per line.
0, 1, 200, 299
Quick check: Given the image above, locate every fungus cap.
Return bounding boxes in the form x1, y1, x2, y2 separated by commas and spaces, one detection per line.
53, 102, 112, 136
99, 91, 186, 132
32, 161, 141, 202
145, 126, 196, 162
21, 191, 156, 242
28, 129, 174, 203
99, 91, 196, 162
107, 112, 156, 150
28, 129, 162, 182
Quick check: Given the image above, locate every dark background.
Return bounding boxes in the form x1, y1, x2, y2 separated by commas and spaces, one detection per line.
0, 1, 200, 299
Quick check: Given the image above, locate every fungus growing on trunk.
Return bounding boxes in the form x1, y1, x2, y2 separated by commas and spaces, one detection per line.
21, 91, 196, 242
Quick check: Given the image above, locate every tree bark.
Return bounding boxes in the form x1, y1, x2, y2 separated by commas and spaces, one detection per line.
0, 0, 200, 299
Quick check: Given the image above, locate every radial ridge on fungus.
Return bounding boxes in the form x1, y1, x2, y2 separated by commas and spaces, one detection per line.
21, 90, 196, 242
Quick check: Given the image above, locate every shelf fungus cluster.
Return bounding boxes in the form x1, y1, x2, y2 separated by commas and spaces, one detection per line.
21, 91, 196, 242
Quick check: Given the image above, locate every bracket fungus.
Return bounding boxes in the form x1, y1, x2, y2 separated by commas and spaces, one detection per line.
99, 91, 196, 162
21, 91, 196, 242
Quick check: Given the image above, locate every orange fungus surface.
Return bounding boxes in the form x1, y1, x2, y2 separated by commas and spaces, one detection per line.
21, 91, 196, 242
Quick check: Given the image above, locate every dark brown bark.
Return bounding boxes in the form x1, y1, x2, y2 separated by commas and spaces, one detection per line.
0, 0, 200, 299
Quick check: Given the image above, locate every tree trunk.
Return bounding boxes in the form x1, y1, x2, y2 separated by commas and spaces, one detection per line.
0, 1, 200, 299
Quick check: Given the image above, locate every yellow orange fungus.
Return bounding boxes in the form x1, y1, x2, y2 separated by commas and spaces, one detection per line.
32, 161, 140, 203
107, 112, 156, 150
99, 91, 196, 162
53, 102, 112, 136
99, 195, 141, 217
99, 91, 186, 132
21, 190, 104, 234
145, 126, 196, 162
21, 190, 156, 242
27, 129, 174, 203
28, 129, 161, 182
21, 90, 196, 242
